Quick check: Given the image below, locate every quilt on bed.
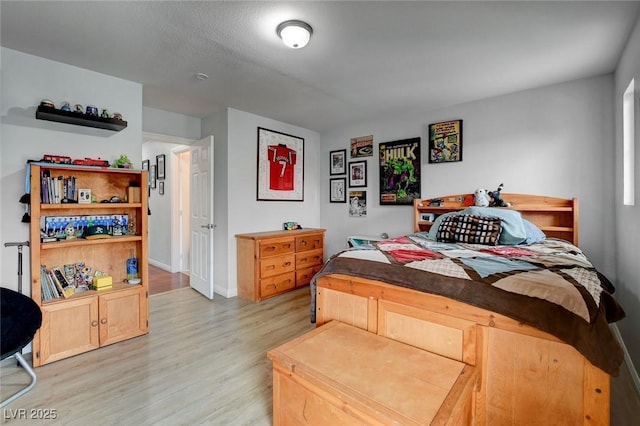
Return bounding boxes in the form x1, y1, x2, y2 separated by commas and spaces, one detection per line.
310, 234, 625, 375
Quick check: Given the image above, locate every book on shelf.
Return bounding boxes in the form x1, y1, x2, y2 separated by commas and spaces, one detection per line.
50, 266, 75, 298
39, 170, 77, 204
40, 265, 61, 301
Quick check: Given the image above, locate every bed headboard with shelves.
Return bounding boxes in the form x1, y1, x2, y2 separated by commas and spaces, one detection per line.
413, 193, 578, 246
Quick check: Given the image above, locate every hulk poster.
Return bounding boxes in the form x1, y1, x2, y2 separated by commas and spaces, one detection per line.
379, 137, 421, 205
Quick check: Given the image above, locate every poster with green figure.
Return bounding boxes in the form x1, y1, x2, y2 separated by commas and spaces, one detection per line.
379, 137, 421, 205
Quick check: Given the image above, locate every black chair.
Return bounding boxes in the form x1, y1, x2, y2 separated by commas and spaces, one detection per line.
1, 287, 42, 408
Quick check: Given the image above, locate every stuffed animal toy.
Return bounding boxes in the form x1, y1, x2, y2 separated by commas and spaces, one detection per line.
490, 183, 511, 207
474, 188, 491, 207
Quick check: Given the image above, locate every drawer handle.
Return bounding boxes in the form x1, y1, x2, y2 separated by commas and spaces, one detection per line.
300, 240, 307, 246
284, 244, 292, 249
284, 262, 292, 267
265, 246, 276, 252
266, 265, 275, 270
91, 320, 98, 327
100, 318, 107, 325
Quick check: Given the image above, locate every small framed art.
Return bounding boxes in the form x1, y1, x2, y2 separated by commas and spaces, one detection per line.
329, 149, 346, 175
330, 177, 346, 203
348, 161, 367, 188
78, 189, 91, 204
156, 154, 166, 180
428, 119, 463, 163
142, 159, 150, 171
159, 181, 165, 196
150, 165, 157, 189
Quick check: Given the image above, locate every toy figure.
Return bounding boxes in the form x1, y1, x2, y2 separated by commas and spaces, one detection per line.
474, 188, 491, 207
490, 183, 511, 207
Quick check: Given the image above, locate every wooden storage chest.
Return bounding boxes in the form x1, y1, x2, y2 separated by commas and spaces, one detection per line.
268, 321, 478, 425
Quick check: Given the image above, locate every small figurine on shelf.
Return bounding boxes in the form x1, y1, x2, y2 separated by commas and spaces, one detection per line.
114, 154, 132, 169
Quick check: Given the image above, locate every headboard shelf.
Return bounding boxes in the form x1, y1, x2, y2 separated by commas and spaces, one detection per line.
413, 193, 578, 246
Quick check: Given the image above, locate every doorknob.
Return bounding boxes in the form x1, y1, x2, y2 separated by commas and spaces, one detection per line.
200, 224, 215, 229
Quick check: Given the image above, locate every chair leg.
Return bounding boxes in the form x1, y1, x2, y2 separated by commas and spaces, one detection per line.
0, 353, 37, 408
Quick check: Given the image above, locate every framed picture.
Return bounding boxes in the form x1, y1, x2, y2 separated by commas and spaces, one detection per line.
349, 190, 367, 217
348, 161, 367, 188
329, 177, 346, 203
428, 119, 463, 163
329, 149, 346, 175
379, 137, 421, 205
158, 181, 165, 196
257, 127, 304, 201
350, 135, 373, 158
150, 165, 157, 189
142, 159, 150, 171
156, 154, 166, 180
78, 189, 91, 204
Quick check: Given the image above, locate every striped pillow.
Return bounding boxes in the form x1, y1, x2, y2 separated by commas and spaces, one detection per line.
436, 214, 502, 245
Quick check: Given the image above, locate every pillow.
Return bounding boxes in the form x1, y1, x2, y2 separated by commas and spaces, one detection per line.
521, 218, 546, 245
427, 211, 462, 240
436, 214, 502, 245
459, 206, 526, 245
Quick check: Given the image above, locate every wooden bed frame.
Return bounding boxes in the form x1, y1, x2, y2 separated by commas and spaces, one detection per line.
315, 194, 610, 425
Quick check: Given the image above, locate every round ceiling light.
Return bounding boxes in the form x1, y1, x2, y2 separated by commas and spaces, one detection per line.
276, 20, 313, 49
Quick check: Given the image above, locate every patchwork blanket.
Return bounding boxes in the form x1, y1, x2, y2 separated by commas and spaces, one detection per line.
311, 235, 625, 375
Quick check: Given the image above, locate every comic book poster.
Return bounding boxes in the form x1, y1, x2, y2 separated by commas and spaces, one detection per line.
350, 135, 373, 158
378, 137, 421, 205
349, 190, 367, 217
428, 120, 462, 163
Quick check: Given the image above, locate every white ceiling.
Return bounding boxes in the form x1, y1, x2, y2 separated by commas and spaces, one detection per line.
2, 1, 639, 132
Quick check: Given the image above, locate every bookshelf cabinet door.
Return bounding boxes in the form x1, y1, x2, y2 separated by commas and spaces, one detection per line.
37, 297, 99, 366
98, 287, 147, 346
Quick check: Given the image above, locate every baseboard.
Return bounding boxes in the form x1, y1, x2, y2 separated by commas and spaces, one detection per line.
148, 259, 171, 272
611, 323, 640, 393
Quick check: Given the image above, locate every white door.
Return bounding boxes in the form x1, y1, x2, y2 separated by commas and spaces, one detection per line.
189, 136, 215, 299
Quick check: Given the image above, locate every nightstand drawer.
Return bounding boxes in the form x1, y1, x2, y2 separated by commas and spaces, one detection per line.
260, 254, 295, 278
296, 264, 323, 287
296, 249, 323, 269
260, 273, 296, 298
296, 234, 323, 252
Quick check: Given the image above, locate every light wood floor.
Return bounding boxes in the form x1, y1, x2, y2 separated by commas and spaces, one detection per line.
2, 285, 639, 425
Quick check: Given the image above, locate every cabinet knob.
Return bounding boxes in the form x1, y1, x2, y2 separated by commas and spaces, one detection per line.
100, 318, 107, 325
91, 321, 98, 327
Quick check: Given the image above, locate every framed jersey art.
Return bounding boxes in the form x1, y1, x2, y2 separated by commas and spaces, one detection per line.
257, 127, 304, 201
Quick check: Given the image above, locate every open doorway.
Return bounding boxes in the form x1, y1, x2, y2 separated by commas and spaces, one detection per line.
142, 133, 193, 294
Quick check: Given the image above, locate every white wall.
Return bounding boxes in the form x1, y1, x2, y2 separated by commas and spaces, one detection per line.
320, 75, 615, 279
614, 15, 640, 373
202, 109, 229, 297
0, 47, 142, 292
142, 107, 201, 140
208, 108, 321, 298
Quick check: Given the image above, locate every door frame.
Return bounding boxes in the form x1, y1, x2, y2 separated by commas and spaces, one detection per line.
142, 132, 194, 273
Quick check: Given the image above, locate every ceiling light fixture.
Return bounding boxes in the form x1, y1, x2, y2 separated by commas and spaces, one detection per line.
195, 73, 208, 80
276, 20, 313, 49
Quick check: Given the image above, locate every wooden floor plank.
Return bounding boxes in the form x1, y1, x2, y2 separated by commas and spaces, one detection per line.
1, 287, 314, 425
1, 272, 638, 425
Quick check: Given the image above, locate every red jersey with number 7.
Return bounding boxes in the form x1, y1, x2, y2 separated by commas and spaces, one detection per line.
268, 144, 296, 191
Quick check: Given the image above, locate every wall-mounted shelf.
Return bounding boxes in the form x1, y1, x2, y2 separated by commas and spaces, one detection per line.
36, 105, 127, 132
